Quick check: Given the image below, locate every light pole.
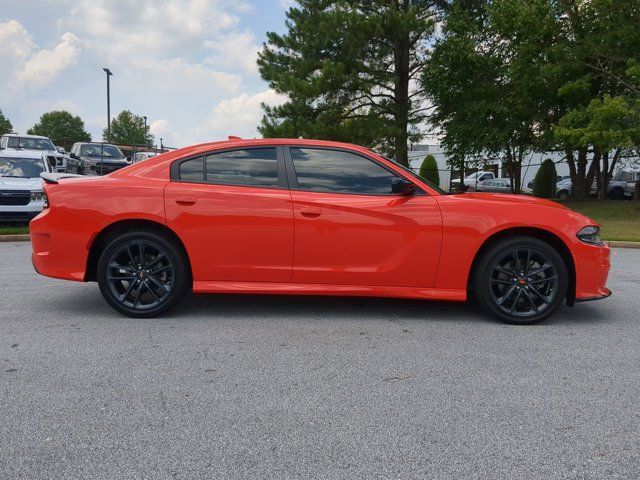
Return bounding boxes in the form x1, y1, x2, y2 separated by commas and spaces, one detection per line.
143, 116, 147, 146
103, 68, 113, 142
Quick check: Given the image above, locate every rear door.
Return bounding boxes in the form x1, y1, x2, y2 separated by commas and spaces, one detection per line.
164, 146, 294, 283
285, 147, 442, 287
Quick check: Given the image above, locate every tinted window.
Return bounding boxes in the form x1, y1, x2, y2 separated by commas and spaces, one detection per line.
179, 157, 204, 182
205, 148, 278, 187
290, 148, 398, 194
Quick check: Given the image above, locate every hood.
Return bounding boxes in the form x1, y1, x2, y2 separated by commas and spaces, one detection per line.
452, 192, 571, 210
0, 176, 43, 190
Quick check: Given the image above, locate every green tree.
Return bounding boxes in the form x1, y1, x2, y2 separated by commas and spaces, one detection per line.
532, 159, 557, 198
0, 109, 13, 136
27, 110, 91, 151
418, 154, 440, 186
258, 0, 438, 166
424, 0, 640, 197
104, 110, 154, 146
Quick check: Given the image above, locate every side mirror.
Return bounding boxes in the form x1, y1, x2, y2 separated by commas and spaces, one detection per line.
56, 146, 66, 154
391, 178, 415, 195
70, 152, 78, 159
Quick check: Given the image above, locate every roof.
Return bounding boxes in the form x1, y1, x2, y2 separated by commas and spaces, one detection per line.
0, 149, 48, 159
1, 133, 50, 140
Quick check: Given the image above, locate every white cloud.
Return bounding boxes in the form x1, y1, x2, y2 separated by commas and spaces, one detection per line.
0, 21, 80, 95
63, 0, 247, 62
204, 30, 260, 75
150, 119, 169, 137
16, 32, 81, 90
188, 88, 287, 143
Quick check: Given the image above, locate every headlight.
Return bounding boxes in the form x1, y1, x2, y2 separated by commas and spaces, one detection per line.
31, 190, 48, 207
577, 226, 602, 245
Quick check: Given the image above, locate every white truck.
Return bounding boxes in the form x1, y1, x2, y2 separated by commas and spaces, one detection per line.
0, 150, 52, 222
0, 133, 79, 173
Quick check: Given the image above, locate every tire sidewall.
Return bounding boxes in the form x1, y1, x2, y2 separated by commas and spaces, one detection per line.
97, 230, 189, 318
473, 236, 569, 325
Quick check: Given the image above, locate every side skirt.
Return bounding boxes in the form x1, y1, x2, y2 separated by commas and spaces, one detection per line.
193, 280, 467, 302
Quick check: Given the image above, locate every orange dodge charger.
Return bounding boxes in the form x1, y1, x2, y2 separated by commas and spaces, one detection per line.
30, 138, 611, 324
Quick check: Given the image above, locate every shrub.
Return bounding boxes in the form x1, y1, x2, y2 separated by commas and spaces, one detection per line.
533, 158, 557, 198
419, 154, 440, 186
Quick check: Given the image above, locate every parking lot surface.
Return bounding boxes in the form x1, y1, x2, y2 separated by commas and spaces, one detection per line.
1, 242, 639, 479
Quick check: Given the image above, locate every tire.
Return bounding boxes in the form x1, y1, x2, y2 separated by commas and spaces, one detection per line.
472, 236, 569, 325
97, 230, 190, 318
608, 188, 624, 200
557, 190, 569, 200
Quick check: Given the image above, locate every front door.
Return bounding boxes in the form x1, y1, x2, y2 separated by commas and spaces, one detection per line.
286, 147, 442, 287
164, 147, 294, 283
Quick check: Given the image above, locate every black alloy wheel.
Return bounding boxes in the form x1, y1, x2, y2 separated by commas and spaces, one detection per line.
473, 236, 568, 324
97, 231, 189, 317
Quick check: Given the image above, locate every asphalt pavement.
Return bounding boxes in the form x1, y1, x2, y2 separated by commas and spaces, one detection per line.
1, 242, 639, 479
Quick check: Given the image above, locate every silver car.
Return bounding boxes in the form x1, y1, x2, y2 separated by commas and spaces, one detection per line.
475, 178, 512, 193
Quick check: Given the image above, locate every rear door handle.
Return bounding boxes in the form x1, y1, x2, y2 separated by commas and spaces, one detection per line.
300, 207, 322, 218
175, 196, 196, 206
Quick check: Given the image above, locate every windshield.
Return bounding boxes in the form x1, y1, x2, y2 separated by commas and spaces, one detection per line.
613, 171, 635, 182
81, 144, 125, 159
0, 157, 46, 178
7, 137, 55, 151
465, 172, 483, 180
376, 153, 447, 194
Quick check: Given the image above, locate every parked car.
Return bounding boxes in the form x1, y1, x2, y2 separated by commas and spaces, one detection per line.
527, 175, 570, 190
612, 170, 640, 199
70, 142, 129, 175
0, 133, 74, 173
31, 139, 611, 325
0, 150, 51, 222
132, 151, 158, 164
474, 178, 512, 193
556, 178, 572, 199
450, 171, 495, 191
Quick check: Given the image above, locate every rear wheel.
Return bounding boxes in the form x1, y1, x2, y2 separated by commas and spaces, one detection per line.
472, 236, 568, 325
97, 231, 189, 318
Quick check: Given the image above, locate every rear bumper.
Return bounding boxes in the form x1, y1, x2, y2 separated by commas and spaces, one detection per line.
30, 208, 88, 281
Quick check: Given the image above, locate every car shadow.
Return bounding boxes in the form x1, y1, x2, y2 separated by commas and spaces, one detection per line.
47, 286, 610, 326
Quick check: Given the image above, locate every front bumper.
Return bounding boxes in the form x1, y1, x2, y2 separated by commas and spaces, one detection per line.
85, 162, 129, 175
0, 203, 44, 222
573, 241, 612, 302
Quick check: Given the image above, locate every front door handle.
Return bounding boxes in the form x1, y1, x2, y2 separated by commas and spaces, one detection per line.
175, 196, 196, 206
300, 207, 322, 218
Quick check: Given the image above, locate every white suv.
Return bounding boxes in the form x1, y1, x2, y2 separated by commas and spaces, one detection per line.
0, 133, 71, 173
0, 150, 52, 222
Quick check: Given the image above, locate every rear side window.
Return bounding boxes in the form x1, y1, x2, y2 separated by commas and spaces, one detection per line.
290, 148, 398, 194
179, 157, 204, 182
205, 148, 278, 187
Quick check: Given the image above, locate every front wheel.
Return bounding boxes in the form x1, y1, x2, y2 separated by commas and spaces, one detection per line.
472, 236, 569, 325
97, 231, 189, 318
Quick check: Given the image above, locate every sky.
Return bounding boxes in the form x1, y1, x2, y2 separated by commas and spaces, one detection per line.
0, 0, 294, 148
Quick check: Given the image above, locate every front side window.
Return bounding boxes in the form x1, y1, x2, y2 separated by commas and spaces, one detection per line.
205, 148, 278, 187
290, 148, 398, 194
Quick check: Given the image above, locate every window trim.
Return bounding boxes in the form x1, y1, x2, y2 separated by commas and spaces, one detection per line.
283, 145, 426, 196
170, 146, 288, 190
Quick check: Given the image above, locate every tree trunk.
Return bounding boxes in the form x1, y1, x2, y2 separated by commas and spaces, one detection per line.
600, 149, 609, 200
393, 1, 410, 167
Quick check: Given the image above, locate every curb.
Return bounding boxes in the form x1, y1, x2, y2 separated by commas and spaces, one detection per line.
0, 234, 30, 242
608, 240, 640, 249
1, 235, 639, 248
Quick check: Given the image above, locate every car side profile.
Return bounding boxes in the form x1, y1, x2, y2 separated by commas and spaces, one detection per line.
30, 138, 611, 324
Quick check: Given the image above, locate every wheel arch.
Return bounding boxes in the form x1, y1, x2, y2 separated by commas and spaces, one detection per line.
84, 219, 192, 283
468, 227, 576, 305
